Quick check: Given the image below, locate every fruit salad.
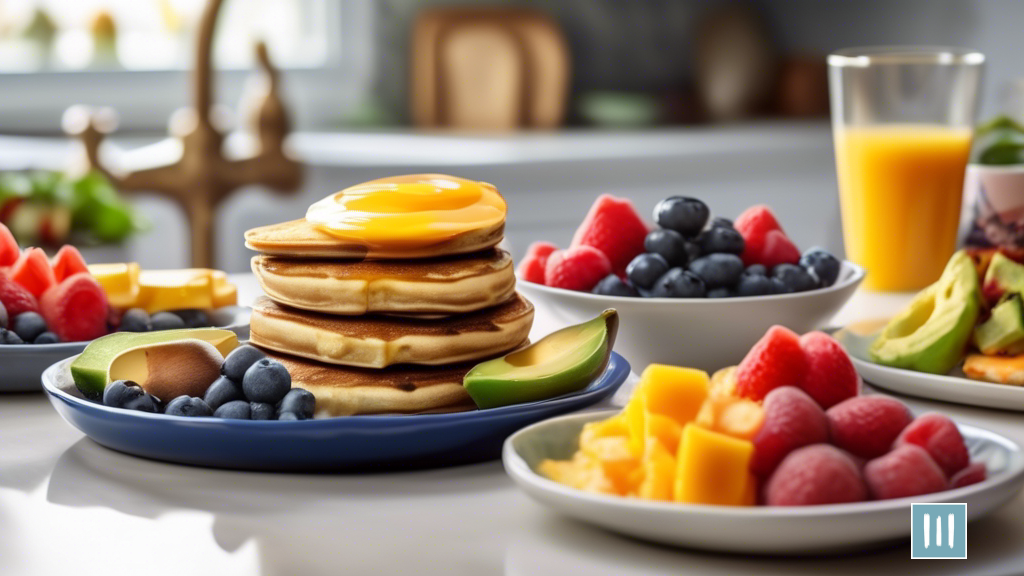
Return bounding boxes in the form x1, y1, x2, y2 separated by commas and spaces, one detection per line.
0, 221, 238, 346
540, 326, 986, 506
871, 247, 1024, 385
519, 195, 842, 298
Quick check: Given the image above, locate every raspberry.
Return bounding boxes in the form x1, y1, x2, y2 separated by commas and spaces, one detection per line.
0, 223, 18, 267
0, 271, 39, 317
544, 246, 612, 291
51, 244, 89, 282
517, 241, 558, 284
950, 461, 987, 489
10, 247, 56, 299
798, 331, 859, 409
735, 325, 807, 401
750, 386, 829, 477
759, 230, 801, 269
735, 205, 782, 266
571, 194, 648, 276
863, 445, 948, 500
894, 413, 969, 478
826, 395, 913, 459
40, 272, 109, 342
764, 444, 867, 506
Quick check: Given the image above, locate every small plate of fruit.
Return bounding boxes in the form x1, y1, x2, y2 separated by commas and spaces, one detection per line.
516, 195, 864, 372
0, 223, 247, 392
836, 249, 1024, 410
503, 326, 1024, 554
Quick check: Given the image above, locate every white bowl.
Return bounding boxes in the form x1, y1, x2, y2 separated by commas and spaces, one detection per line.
504, 410, 1024, 554
518, 261, 864, 373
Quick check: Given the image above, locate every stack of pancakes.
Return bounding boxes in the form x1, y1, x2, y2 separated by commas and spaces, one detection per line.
244, 176, 534, 416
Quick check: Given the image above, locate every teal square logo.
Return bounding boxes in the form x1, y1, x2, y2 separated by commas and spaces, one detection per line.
912, 503, 966, 559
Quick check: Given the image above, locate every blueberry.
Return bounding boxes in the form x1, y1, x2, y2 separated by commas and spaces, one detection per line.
12, 312, 47, 342
250, 402, 275, 420
626, 253, 669, 289
242, 358, 291, 404
151, 312, 186, 331
688, 254, 744, 289
651, 268, 706, 298
34, 332, 59, 344
770, 277, 789, 294
744, 264, 768, 277
592, 274, 639, 297
773, 263, 818, 293
697, 227, 745, 255
164, 396, 213, 417
644, 229, 690, 266
278, 412, 300, 421
222, 345, 266, 383
203, 375, 245, 410
173, 309, 211, 329
653, 197, 709, 237
103, 380, 141, 407
120, 308, 151, 332
279, 388, 316, 420
799, 248, 841, 287
684, 240, 701, 263
735, 274, 775, 297
711, 217, 734, 229
0, 300, 7, 330
0, 328, 23, 344
125, 393, 159, 413
213, 400, 251, 419
706, 287, 732, 298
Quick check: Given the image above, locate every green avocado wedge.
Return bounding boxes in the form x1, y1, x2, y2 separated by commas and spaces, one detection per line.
463, 309, 618, 409
70, 328, 238, 399
869, 250, 980, 374
975, 293, 1024, 355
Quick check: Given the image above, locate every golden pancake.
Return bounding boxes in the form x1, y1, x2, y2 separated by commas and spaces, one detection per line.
262, 349, 478, 416
251, 249, 516, 316
249, 293, 534, 368
244, 218, 504, 260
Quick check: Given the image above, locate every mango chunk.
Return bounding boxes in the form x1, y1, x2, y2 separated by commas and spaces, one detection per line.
539, 453, 615, 494
88, 262, 141, 309
627, 364, 710, 455
212, 270, 238, 308
638, 441, 676, 501
137, 269, 214, 313
674, 423, 754, 506
644, 412, 683, 454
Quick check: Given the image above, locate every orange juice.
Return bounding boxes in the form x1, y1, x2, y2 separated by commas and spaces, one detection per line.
835, 124, 972, 291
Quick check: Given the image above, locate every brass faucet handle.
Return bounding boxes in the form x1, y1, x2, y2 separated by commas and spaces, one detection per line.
62, 105, 120, 179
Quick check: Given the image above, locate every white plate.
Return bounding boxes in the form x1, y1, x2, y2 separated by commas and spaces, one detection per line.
518, 261, 864, 373
833, 323, 1024, 411
503, 410, 1024, 554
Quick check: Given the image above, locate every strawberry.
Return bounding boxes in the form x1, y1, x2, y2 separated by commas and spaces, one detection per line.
571, 194, 648, 276
40, 272, 108, 342
51, 245, 89, 282
950, 461, 986, 489
894, 413, 969, 478
544, 246, 612, 291
10, 247, 56, 299
0, 271, 39, 317
765, 444, 867, 506
0, 223, 18, 267
798, 331, 859, 409
760, 229, 801, 268
735, 205, 782, 266
863, 445, 947, 500
735, 325, 807, 401
751, 387, 830, 477
826, 396, 913, 459
517, 241, 558, 284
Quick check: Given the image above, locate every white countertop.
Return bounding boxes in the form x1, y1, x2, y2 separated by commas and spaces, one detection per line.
3, 278, 1024, 576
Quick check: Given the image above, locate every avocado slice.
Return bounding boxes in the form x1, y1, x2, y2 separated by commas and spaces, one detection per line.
869, 250, 981, 374
70, 328, 238, 399
463, 309, 618, 409
975, 294, 1024, 355
982, 252, 1024, 305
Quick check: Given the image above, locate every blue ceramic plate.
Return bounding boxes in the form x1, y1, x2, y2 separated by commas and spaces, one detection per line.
42, 352, 630, 471
1, 306, 250, 393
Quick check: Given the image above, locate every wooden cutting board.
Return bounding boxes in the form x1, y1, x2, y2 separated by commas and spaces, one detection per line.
411, 7, 570, 131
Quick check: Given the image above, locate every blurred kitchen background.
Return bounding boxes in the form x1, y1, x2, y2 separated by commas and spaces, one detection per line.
1, 0, 1023, 272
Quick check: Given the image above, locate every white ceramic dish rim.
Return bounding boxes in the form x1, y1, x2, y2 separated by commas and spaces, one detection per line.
504, 409, 1024, 518
851, 355, 1024, 396
518, 260, 865, 305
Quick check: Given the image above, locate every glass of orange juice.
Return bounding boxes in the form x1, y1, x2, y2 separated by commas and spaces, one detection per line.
829, 46, 984, 291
